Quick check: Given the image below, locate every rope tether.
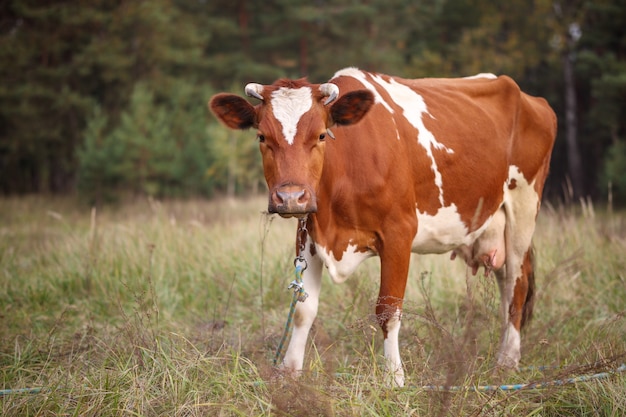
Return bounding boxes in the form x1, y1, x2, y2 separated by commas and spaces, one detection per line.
418, 363, 626, 392
0, 387, 45, 396
272, 264, 308, 366
273, 216, 309, 366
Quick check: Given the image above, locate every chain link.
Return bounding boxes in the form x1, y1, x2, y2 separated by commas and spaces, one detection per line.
294, 215, 308, 271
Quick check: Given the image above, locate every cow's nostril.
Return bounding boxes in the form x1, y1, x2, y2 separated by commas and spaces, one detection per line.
276, 191, 286, 204
295, 190, 306, 203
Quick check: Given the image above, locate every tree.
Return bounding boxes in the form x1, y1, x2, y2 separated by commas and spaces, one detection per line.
0, 1, 104, 193
552, 1, 586, 200
3, 0, 626, 203
0, 0, 206, 194
76, 106, 125, 205
78, 81, 217, 202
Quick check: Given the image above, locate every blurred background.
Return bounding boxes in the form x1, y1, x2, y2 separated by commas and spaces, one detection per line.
1, 0, 624, 205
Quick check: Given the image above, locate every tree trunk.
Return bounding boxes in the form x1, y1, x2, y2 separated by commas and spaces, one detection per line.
299, 35, 308, 76
562, 44, 584, 199
238, 1, 250, 53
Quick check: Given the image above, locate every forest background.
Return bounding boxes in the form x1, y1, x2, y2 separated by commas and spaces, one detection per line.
1, 0, 625, 205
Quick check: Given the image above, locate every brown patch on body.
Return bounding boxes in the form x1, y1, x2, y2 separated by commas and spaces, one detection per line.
509, 248, 536, 331
520, 248, 536, 328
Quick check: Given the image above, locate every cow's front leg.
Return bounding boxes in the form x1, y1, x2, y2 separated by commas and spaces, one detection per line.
379, 304, 404, 387
280, 243, 323, 376
377, 240, 412, 387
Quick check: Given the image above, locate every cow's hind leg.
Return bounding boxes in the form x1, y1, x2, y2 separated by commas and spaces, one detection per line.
495, 247, 535, 368
496, 191, 539, 368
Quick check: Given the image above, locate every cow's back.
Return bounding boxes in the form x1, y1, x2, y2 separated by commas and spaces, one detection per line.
322, 70, 556, 252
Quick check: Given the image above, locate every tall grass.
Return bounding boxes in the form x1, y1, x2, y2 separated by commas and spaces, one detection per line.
1, 196, 625, 416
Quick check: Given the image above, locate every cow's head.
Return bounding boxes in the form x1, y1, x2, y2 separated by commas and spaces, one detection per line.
209, 78, 374, 217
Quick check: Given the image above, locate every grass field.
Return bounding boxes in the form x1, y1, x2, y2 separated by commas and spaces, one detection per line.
1, 195, 625, 416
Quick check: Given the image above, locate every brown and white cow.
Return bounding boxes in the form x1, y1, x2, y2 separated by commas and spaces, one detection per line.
210, 67, 557, 387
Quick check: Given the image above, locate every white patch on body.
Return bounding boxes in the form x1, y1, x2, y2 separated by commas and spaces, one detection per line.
332, 67, 394, 113
383, 309, 405, 387
503, 165, 540, 256
412, 204, 493, 253
270, 87, 313, 145
370, 75, 453, 206
464, 73, 498, 80
315, 242, 374, 284
505, 165, 533, 192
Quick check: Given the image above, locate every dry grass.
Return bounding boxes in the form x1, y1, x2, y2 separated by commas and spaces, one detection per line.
1, 195, 625, 416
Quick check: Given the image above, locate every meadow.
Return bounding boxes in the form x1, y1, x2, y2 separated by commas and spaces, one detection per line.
1, 195, 625, 416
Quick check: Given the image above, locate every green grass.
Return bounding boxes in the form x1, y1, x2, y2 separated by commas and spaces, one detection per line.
1, 195, 625, 416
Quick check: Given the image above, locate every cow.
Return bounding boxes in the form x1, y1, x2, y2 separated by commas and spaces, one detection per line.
209, 67, 557, 387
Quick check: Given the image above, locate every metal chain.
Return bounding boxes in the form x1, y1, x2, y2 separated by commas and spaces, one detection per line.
294, 216, 308, 270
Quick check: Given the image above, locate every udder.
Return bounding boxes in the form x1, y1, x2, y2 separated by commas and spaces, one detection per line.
450, 208, 506, 276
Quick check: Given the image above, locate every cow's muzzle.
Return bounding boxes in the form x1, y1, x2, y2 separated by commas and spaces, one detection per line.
269, 184, 317, 217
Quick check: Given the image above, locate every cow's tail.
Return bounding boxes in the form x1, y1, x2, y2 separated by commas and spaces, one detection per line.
520, 245, 535, 329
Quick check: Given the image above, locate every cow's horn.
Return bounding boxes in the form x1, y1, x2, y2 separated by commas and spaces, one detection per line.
245, 83, 264, 101
319, 83, 339, 105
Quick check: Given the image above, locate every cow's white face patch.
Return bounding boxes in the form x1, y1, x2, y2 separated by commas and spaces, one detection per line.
270, 87, 313, 145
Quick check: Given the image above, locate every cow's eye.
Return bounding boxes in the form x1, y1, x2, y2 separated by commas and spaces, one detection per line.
319, 133, 326, 141
257, 134, 265, 143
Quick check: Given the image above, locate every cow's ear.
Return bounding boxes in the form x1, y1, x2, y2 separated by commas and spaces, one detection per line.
209, 94, 257, 129
329, 90, 374, 126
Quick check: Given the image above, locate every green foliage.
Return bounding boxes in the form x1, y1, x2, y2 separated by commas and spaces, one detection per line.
0, 0, 207, 195
206, 124, 264, 197
601, 141, 626, 203
1, 0, 626, 202
570, 1, 626, 201
77, 106, 126, 203
78, 81, 217, 202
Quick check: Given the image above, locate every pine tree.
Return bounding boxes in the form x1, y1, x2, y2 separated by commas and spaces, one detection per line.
578, 1, 626, 200
77, 106, 127, 205
0, 0, 207, 194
